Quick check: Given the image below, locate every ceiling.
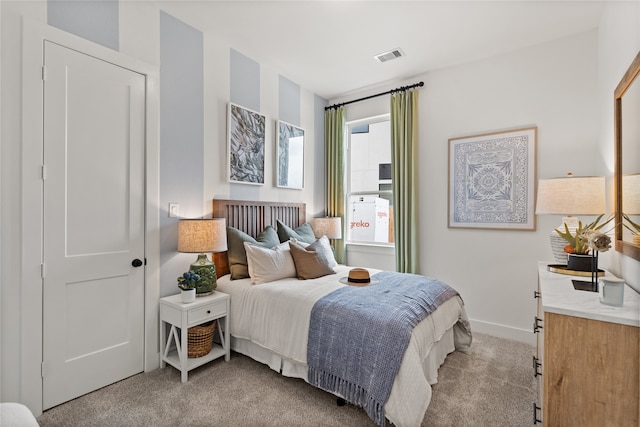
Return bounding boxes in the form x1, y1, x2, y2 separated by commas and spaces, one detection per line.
154, 0, 607, 100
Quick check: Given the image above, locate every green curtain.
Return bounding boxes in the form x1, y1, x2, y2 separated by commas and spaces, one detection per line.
324, 107, 346, 264
390, 89, 419, 273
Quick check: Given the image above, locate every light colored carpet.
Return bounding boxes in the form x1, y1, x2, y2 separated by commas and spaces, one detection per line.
37, 333, 536, 426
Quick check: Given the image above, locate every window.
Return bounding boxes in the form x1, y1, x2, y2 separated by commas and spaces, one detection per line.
346, 116, 394, 245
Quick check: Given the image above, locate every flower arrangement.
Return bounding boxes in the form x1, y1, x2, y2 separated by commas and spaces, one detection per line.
556, 214, 613, 255
577, 229, 612, 253
177, 271, 200, 291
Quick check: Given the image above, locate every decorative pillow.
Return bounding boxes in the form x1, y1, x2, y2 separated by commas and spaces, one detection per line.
288, 239, 336, 280
276, 220, 316, 244
244, 241, 297, 285
309, 236, 339, 268
226, 226, 280, 280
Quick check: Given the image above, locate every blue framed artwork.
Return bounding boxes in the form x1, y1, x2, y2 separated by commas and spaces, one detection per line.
448, 127, 537, 230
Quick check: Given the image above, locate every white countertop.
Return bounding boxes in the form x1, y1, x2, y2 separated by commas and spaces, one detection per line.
538, 261, 640, 327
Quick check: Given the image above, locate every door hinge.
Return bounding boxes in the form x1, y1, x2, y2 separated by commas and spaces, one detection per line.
41, 361, 47, 378
42, 66, 47, 81
41, 263, 45, 279
41, 165, 46, 180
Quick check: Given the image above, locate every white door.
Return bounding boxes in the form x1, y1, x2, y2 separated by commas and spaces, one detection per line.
42, 41, 146, 410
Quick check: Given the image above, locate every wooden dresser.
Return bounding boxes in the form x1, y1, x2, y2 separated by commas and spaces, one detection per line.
534, 262, 639, 426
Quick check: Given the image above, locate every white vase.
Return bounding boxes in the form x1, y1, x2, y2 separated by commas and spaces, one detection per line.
181, 288, 196, 303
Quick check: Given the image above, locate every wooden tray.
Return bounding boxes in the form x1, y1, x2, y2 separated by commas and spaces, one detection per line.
547, 264, 604, 277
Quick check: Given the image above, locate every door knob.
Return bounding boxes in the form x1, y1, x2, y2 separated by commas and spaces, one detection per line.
131, 259, 143, 267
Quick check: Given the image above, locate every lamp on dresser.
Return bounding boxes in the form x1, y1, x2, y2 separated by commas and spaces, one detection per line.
535, 173, 605, 265
178, 218, 227, 296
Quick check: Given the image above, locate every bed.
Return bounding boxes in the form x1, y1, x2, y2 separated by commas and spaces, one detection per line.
212, 199, 472, 427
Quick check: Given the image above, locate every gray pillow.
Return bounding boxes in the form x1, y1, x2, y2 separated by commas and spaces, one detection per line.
226, 226, 280, 280
288, 239, 336, 280
276, 220, 316, 244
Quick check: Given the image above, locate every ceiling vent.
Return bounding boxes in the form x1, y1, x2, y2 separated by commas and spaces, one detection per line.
374, 48, 405, 63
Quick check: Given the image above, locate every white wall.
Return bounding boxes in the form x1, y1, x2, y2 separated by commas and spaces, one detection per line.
336, 4, 640, 342
335, 30, 602, 343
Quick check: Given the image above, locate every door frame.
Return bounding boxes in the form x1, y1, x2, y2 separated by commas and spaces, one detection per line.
21, 18, 160, 416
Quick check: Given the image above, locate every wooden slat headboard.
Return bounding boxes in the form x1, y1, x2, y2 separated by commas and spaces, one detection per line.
212, 199, 306, 277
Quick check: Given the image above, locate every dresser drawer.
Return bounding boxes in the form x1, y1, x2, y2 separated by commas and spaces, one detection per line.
188, 299, 226, 326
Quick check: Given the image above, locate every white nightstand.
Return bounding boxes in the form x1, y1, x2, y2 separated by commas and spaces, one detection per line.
160, 291, 230, 382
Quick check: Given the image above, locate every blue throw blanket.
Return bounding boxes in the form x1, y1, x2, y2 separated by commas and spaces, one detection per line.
307, 271, 460, 426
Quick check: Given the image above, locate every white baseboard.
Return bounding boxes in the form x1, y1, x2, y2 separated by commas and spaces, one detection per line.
469, 318, 536, 346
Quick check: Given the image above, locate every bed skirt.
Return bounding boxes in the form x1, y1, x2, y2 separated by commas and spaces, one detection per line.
229, 325, 456, 426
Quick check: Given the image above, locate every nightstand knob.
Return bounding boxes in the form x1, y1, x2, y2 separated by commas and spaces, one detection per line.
207, 310, 211, 314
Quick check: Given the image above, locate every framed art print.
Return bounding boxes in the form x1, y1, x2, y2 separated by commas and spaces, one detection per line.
276, 120, 305, 189
448, 127, 537, 230
227, 103, 266, 185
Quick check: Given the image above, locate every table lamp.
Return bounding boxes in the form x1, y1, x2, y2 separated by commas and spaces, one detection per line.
312, 217, 342, 239
535, 174, 605, 264
178, 218, 227, 296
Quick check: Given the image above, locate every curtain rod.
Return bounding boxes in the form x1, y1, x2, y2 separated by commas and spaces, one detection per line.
324, 81, 424, 111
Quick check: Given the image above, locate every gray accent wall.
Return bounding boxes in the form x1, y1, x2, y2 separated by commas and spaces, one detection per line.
230, 49, 260, 112
279, 76, 300, 126
229, 49, 261, 200
159, 11, 204, 296
314, 94, 327, 215
47, 0, 119, 51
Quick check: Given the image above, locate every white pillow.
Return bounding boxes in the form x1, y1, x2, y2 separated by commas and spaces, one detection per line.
244, 241, 297, 285
291, 236, 338, 268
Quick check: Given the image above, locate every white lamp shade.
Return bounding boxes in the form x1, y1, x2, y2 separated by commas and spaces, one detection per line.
622, 174, 640, 214
312, 217, 342, 239
178, 218, 227, 253
536, 176, 605, 215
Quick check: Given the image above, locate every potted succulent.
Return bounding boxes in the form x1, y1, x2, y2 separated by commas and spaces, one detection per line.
556, 214, 612, 271
177, 271, 200, 303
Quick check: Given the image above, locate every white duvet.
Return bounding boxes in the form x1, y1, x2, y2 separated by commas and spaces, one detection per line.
217, 265, 471, 426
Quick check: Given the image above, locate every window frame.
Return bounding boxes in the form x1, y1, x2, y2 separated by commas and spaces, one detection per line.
345, 114, 394, 247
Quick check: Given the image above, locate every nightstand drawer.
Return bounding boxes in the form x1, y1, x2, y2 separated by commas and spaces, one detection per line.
188, 299, 226, 325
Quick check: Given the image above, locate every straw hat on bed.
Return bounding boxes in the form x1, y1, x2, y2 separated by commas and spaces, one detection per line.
339, 268, 378, 286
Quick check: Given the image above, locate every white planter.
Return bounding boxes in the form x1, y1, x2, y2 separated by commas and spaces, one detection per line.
181, 288, 196, 303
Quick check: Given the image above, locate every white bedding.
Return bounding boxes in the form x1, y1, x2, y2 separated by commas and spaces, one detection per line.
217, 265, 471, 426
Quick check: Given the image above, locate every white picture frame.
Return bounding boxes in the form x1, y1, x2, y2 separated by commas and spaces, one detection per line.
448, 127, 537, 230
227, 103, 266, 185
276, 120, 305, 189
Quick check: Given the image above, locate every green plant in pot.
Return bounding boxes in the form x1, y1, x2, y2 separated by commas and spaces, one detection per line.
556, 214, 613, 271
178, 271, 200, 303
177, 271, 200, 291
